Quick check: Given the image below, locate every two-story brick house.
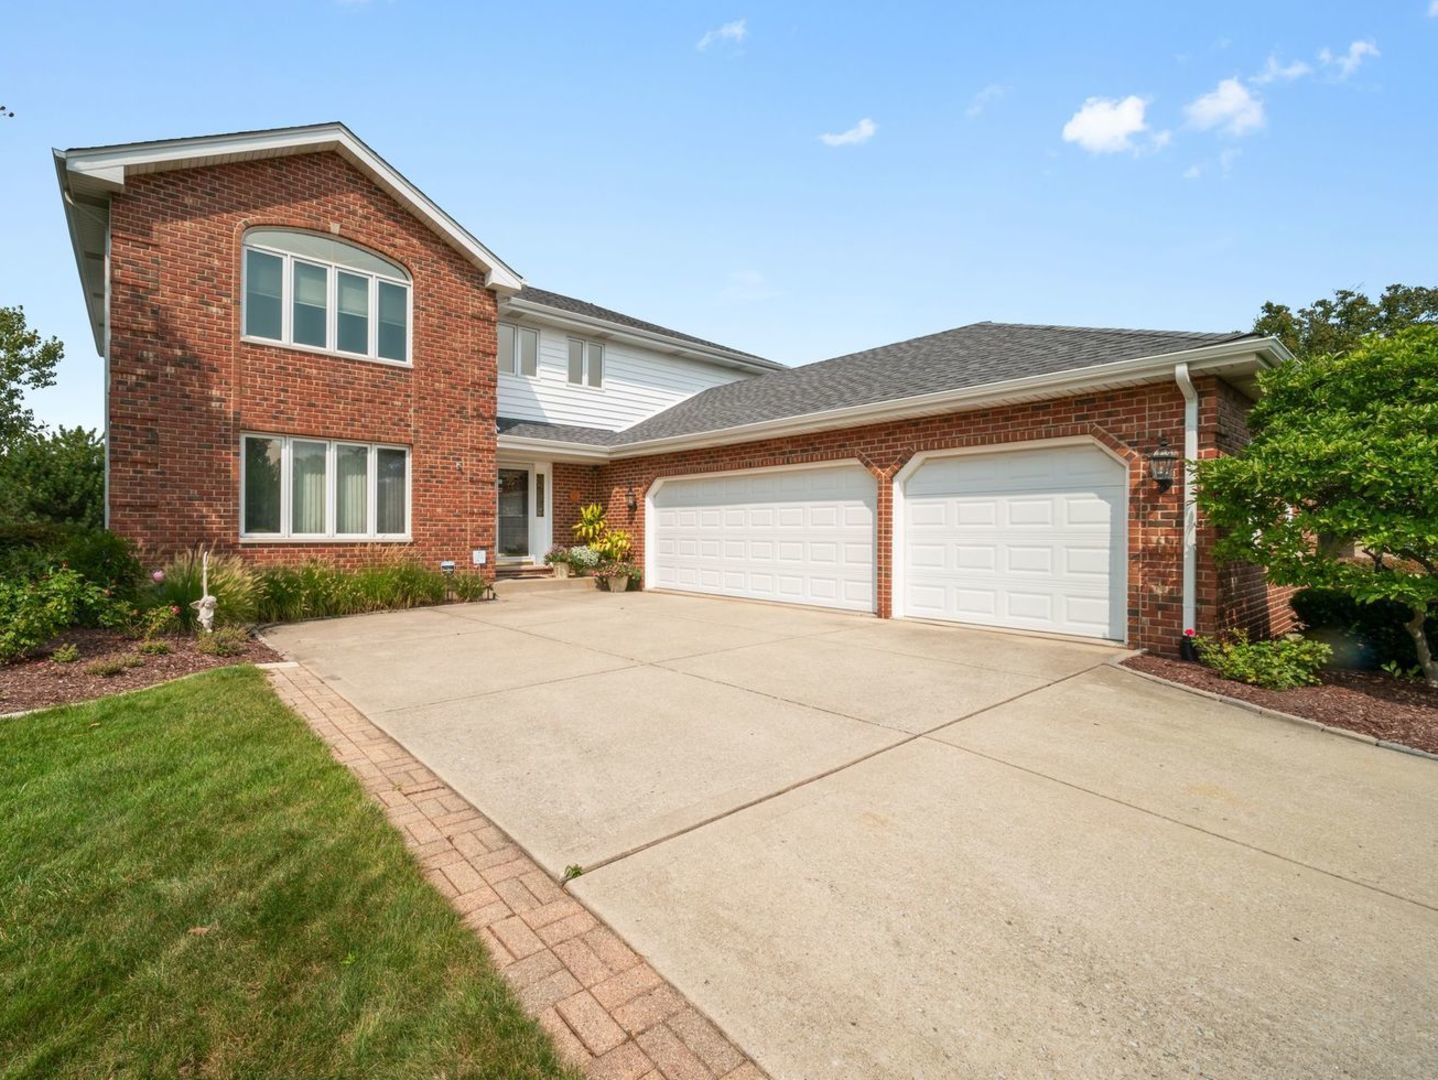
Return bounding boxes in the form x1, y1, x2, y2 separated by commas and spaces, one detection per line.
55, 123, 1294, 653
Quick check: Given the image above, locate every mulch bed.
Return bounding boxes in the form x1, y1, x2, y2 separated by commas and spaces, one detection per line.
0, 629, 282, 715
1124, 654, 1438, 756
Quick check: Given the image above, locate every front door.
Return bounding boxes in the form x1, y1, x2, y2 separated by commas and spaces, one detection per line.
498, 468, 530, 558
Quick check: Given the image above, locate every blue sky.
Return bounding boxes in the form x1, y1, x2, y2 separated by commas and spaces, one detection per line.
3, 1, 1435, 430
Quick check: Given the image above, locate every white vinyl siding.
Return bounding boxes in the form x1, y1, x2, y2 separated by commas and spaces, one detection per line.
900, 444, 1127, 640
497, 322, 748, 431
240, 434, 410, 541
650, 465, 876, 612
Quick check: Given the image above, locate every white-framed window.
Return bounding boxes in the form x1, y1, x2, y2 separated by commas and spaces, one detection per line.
567, 336, 604, 387
241, 434, 410, 540
497, 321, 539, 377
242, 229, 412, 366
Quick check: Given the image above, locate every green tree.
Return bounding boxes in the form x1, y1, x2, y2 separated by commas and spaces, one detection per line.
0, 426, 105, 528
1196, 326, 1438, 686
0, 305, 63, 452
1254, 284, 1438, 360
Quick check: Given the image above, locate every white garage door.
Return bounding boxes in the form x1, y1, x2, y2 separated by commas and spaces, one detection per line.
900, 444, 1127, 639
650, 464, 876, 612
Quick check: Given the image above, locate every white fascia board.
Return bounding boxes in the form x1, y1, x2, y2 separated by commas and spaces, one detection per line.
57, 123, 524, 292
609, 338, 1283, 459
496, 434, 611, 462
502, 297, 781, 375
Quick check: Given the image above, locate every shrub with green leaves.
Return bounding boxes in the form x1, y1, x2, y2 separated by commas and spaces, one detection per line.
0, 569, 109, 662
0, 524, 143, 619
252, 558, 489, 622
1193, 630, 1333, 691
50, 642, 79, 664
1197, 326, 1438, 686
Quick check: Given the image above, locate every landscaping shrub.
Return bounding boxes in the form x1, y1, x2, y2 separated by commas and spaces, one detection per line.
85, 655, 145, 677
1193, 630, 1333, 690
0, 569, 110, 662
150, 548, 262, 630
0, 524, 143, 612
50, 643, 79, 664
1290, 587, 1438, 671
253, 559, 490, 622
448, 573, 493, 602
195, 626, 250, 658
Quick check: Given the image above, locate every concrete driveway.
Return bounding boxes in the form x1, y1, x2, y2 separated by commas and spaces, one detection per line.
266, 590, 1438, 1079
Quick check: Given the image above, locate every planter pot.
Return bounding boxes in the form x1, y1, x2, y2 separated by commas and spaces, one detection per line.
596, 576, 632, 592
551, 562, 571, 579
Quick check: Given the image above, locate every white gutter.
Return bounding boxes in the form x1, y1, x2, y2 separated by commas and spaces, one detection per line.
1174, 362, 1199, 636
495, 433, 611, 462
502, 297, 783, 375
610, 337, 1275, 459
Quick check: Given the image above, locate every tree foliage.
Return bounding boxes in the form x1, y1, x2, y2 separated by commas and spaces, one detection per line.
1254, 283, 1438, 361
0, 426, 105, 528
0, 305, 63, 452
1196, 326, 1438, 685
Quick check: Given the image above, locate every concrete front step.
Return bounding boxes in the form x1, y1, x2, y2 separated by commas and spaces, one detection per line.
493, 575, 597, 596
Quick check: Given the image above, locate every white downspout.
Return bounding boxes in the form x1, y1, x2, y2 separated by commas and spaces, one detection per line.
1174, 362, 1199, 636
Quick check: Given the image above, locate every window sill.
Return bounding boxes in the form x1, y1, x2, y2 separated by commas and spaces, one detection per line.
239, 536, 412, 545
241, 336, 413, 369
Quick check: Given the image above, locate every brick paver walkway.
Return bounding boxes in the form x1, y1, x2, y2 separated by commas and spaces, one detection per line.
265, 662, 764, 1080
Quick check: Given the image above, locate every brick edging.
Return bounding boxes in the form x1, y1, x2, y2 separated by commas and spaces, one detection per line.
1107, 654, 1438, 762
266, 663, 767, 1079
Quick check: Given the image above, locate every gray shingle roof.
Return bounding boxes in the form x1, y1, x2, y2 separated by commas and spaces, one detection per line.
496, 321, 1257, 451
608, 321, 1254, 445
514, 287, 772, 364
496, 417, 618, 446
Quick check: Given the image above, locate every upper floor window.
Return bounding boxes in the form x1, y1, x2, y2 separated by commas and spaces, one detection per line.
243, 229, 411, 365
497, 321, 538, 377
567, 337, 604, 388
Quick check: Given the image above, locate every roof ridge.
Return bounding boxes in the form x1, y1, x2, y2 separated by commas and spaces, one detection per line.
977, 320, 1249, 339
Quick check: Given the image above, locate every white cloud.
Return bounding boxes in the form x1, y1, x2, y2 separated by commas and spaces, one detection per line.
818, 117, 877, 147
1184, 77, 1265, 136
1183, 164, 1203, 180
965, 83, 1007, 118
1430, 1, 1438, 16
1061, 95, 1149, 154
1319, 40, 1379, 79
1252, 55, 1312, 84
697, 18, 747, 51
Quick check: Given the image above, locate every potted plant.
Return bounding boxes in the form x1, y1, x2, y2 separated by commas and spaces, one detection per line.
568, 545, 599, 577
594, 561, 637, 593
544, 544, 572, 579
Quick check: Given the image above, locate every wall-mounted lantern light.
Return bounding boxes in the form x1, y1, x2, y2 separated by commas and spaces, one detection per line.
1148, 436, 1179, 492
625, 485, 638, 513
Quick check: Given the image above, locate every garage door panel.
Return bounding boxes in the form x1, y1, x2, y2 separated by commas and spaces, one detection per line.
652, 465, 876, 613
902, 446, 1126, 640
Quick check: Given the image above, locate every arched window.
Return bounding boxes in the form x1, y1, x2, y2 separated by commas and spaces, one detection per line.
242, 229, 412, 364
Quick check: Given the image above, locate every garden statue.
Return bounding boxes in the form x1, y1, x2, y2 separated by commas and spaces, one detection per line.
190, 548, 217, 633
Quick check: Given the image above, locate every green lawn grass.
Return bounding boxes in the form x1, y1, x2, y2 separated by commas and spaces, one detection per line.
0, 666, 575, 1080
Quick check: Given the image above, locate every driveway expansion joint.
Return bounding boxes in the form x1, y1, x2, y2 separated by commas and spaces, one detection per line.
267, 663, 769, 1080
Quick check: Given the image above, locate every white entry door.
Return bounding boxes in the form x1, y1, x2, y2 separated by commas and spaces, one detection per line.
900, 444, 1127, 639
650, 464, 876, 612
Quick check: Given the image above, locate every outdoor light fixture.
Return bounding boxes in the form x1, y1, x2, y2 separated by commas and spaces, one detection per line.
1148, 436, 1179, 492
625, 485, 638, 513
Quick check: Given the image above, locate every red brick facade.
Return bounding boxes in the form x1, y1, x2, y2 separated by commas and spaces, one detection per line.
106, 151, 497, 573
585, 376, 1284, 654
102, 147, 1287, 651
